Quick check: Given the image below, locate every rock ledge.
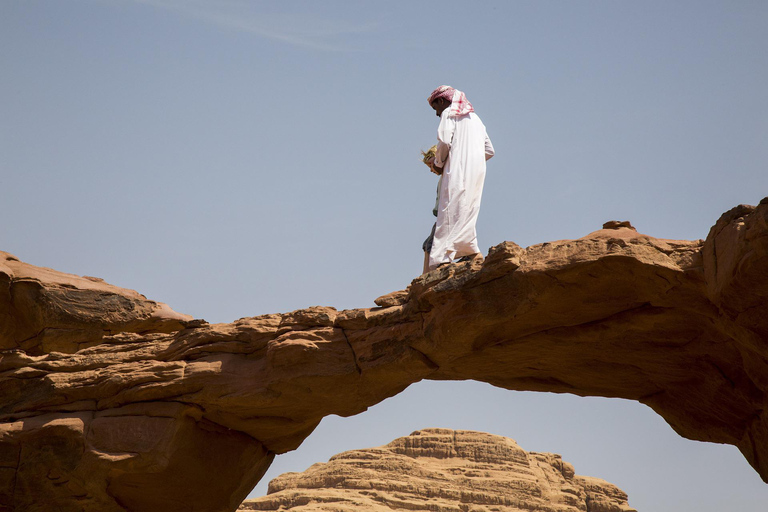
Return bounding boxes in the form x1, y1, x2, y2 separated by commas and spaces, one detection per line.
1, 200, 766, 511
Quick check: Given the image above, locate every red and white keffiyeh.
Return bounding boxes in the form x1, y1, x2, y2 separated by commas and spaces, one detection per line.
427, 85, 474, 116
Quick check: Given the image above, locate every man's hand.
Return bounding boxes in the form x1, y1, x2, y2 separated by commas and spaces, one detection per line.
430, 163, 444, 176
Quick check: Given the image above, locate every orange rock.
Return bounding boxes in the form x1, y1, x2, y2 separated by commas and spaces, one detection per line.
0, 199, 766, 511
0, 252, 193, 354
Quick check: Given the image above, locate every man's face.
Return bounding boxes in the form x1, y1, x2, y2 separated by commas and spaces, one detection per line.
430, 97, 450, 117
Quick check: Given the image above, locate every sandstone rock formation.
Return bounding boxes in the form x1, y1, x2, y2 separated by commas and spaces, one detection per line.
0, 251, 193, 355
1, 199, 766, 511
239, 428, 636, 512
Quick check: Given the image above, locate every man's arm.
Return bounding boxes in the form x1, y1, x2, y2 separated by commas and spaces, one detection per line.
432, 142, 448, 174
484, 133, 495, 161
434, 113, 455, 170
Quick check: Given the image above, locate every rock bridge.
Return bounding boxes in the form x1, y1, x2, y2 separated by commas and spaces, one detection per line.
1, 200, 766, 511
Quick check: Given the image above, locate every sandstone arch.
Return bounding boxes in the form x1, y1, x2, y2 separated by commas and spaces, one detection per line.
1, 200, 766, 511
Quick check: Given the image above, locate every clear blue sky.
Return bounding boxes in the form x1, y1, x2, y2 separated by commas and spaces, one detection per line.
2, 1, 767, 509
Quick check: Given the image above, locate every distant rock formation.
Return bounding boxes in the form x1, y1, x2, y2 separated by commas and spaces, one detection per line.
239, 428, 636, 512
0, 199, 766, 511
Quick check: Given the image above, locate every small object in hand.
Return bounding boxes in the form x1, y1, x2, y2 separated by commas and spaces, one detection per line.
421, 145, 442, 175
421, 145, 437, 166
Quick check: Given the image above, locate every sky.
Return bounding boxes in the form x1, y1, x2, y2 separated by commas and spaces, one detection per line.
1, 0, 767, 509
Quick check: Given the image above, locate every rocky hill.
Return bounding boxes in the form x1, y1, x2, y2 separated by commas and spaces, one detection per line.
239, 428, 636, 512
0, 199, 766, 511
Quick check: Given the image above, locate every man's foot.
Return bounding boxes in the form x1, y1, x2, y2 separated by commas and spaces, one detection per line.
456, 253, 481, 263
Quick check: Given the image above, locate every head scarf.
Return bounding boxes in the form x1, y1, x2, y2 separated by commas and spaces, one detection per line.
427, 85, 474, 117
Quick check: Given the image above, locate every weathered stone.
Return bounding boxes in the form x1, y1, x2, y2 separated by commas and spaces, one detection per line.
1, 199, 767, 511
373, 289, 408, 308
0, 252, 192, 355
239, 428, 636, 512
603, 220, 635, 230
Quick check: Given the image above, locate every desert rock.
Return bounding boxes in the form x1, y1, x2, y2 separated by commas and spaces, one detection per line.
239, 428, 636, 512
0, 251, 193, 355
0, 199, 767, 511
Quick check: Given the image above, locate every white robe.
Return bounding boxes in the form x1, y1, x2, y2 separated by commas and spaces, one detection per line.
428, 110, 494, 270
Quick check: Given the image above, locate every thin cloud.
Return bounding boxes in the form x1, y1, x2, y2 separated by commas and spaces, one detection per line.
123, 0, 378, 51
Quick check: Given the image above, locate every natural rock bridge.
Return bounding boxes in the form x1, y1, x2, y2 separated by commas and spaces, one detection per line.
1, 200, 766, 511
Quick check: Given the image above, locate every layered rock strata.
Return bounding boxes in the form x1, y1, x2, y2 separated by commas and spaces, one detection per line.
0, 251, 193, 355
1, 199, 767, 511
239, 428, 636, 512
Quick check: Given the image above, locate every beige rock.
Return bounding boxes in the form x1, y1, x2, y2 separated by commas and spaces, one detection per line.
1, 199, 767, 511
239, 428, 636, 512
0, 252, 193, 355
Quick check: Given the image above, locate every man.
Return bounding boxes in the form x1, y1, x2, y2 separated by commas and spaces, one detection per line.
425, 85, 495, 271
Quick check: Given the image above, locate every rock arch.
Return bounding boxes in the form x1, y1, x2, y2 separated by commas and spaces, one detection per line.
1, 200, 766, 511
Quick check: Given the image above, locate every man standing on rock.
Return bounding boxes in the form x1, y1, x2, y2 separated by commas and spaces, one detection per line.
425, 85, 495, 271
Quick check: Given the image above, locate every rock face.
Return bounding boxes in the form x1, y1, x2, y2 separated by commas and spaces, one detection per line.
0, 251, 193, 355
0, 199, 767, 511
239, 428, 636, 512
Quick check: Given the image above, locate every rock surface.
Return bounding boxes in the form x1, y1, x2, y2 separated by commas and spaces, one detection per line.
1, 199, 767, 511
0, 251, 193, 355
238, 428, 636, 512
